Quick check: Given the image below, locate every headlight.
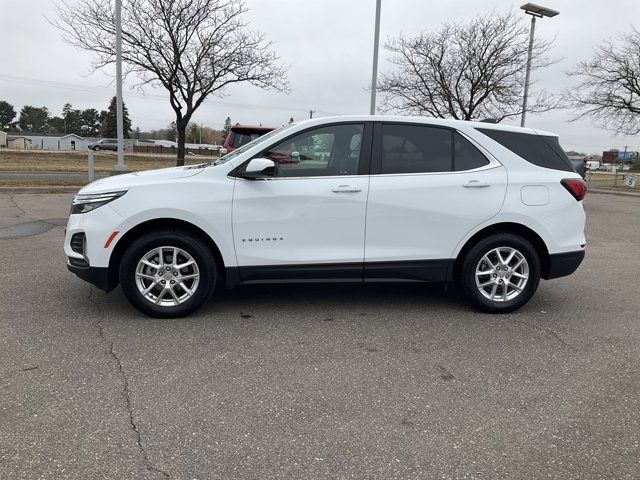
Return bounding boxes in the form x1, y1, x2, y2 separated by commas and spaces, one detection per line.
71, 190, 127, 214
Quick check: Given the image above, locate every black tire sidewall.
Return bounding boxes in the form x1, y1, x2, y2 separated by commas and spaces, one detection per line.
119, 230, 216, 318
459, 233, 541, 313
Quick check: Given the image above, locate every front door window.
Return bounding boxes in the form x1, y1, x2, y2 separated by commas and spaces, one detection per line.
261, 124, 364, 177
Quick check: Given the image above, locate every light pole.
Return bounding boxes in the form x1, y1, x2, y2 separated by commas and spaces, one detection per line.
114, 0, 127, 172
520, 3, 558, 127
369, 0, 382, 115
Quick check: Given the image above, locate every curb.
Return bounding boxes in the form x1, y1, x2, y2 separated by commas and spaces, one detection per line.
588, 188, 640, 198
0, 186, 81, 194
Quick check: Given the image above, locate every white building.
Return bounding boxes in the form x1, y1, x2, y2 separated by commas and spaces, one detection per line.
5, 133, 92, 151
7, 136, 32, 149
0, 131, 7, 147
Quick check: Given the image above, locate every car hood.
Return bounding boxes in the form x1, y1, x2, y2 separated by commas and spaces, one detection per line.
80, 165, 206, 194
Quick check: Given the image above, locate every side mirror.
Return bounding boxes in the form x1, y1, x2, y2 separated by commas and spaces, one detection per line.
240, 158, 277, 179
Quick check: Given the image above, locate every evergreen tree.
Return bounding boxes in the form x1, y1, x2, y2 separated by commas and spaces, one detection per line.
48, 116, 65, 134
80, 108, 101, 136
18, 106, 50, 132
222, 117, 232, 139
99, 96, 132, 138
0, 100, 16, 129
62, 103, 75, 133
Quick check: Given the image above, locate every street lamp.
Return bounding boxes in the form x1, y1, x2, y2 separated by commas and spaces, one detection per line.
520, 3, 559, 127
370, 0, 382, 115
114, 0, 127, 172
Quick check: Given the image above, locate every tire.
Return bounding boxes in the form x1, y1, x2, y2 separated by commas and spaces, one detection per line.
93, 146, 101, 151
119, 230, 216, 318
457, 233, 541, 314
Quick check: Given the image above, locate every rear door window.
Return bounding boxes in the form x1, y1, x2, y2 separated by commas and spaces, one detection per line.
476, 128, 574, 172
454, 133, 490, 171
380, 124, 452, 174
374, 124, 490, 174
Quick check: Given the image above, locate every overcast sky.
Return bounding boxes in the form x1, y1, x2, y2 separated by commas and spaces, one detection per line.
1, 0, 639, 153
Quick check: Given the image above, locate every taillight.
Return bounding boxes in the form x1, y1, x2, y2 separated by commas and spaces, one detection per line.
561, 178, 587, 201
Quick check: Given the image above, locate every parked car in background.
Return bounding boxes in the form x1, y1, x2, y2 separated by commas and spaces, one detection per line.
586, 160, 600, 171
88, 139, 118, 151
219, 125, 274, 156
65, 116, 586, 318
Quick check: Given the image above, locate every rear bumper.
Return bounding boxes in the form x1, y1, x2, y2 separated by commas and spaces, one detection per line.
67, 261, 114, 292
544, 250, 585, 280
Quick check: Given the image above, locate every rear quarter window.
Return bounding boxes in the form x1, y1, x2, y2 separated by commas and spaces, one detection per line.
476, 128, 574, 172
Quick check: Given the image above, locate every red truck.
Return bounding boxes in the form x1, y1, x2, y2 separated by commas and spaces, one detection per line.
220, 125, 274, 155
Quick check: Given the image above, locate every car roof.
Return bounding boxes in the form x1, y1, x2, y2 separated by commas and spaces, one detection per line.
231, 125, 274, 131
290, 115, 558, 137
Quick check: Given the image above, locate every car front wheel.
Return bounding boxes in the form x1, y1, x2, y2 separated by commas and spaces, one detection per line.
119, 230, 216, 318
458, 233, 541, 313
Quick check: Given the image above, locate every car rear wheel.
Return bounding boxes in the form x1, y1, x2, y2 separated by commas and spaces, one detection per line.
458, 233, 541, 313
119, 230, 216, 318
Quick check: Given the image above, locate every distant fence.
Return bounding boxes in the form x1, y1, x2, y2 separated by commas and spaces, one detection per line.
586, 171, 639, 190
133, 145, 219, 156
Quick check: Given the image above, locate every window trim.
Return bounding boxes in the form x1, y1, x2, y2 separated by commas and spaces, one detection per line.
370, 122, 500, 176
229, 122, 374, 179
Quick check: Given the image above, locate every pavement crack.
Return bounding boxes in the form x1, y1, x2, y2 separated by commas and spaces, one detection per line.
7, 194, 30, 219
506, 316, 577, 352
88, 287, 170, 479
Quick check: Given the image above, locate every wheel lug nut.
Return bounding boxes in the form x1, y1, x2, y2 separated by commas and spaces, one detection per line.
170, 280, 175, 284
173, 271, 178, 276
161, 280, 166, 284
493, 274, 497, 278
165, 266, 170, 271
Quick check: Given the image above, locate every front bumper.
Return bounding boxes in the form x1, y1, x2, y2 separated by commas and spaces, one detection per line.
67, 262, 114, 292
544, 250, 585, 280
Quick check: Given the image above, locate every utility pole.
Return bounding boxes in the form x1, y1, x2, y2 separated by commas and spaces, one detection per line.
199, 123, 203, 144
309, 110, 315, 119
114, 0, 127, 172
369, 0, 382, 115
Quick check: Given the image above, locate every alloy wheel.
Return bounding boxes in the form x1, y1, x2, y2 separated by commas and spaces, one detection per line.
475, 246, 529, 302
134, 246, 200, 306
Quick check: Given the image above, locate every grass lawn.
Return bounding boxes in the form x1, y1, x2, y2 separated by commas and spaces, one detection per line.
0, 179, 88, 187
0, 149, 215, 173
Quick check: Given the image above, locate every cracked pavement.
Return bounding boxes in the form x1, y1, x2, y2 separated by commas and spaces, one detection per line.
1, 192, 639, 479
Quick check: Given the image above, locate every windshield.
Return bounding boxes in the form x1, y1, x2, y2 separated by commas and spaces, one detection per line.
208, 123, 296, 166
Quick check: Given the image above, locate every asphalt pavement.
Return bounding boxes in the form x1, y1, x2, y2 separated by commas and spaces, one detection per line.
1, 192, 639, 479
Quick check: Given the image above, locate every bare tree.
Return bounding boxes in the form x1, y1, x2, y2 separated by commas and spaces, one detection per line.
377, 12, 558, 121
54, 0, 287, 165
566, 27, 640, 135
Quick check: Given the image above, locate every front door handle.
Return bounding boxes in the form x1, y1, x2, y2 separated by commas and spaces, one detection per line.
463, 180, 491, 188
332, 185, 362, 193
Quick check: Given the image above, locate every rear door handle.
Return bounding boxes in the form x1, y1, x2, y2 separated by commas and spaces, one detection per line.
332, 185, 362, 193
463, 180, 491, 188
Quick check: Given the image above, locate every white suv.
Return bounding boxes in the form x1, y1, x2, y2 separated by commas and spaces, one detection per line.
65, 116, 586, 318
